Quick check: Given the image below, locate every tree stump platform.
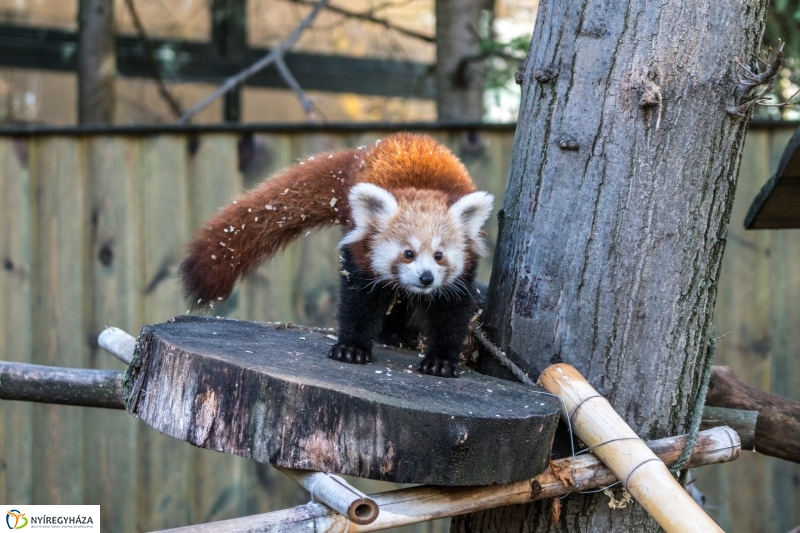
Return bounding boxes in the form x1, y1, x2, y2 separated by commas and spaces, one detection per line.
123, 315, 561, 486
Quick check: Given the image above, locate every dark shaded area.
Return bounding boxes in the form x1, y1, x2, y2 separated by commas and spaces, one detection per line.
745, 123, 800, 228
0, 24, 435, 99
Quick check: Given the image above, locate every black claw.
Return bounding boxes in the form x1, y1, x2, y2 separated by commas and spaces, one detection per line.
328, 342, 371, 365
417, 356, 460, 378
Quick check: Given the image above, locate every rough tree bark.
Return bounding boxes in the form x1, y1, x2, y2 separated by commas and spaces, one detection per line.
452, 0, 769, 531
435, 0, 491, 121
78, 0, 116, 124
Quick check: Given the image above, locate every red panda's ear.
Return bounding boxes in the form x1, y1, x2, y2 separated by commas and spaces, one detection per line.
449, 191, 494, 241
340, 183, 398, 246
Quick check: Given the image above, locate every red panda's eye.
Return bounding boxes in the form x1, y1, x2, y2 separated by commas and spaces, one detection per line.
434, 252, 443, 261
404, 250, 415, 259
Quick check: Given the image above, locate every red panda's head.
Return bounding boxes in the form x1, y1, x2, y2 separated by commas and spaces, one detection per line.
340, 183, 493, 295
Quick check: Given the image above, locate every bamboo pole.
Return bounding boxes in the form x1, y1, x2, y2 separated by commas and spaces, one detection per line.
539, 363, 724, 533
277, 467, 379, 525
151, 426, 739, 532
97, 326, 136, 364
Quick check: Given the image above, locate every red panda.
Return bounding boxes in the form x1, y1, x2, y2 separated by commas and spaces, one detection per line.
179, 133, 493, 377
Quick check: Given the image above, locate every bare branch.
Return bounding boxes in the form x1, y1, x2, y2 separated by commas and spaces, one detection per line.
177, 0, 329, 124
0, 361, 124, 409
288, 0, 435, 43
274, 55, 317, 122
124, 0, 185, 119
728, 40, 785, 118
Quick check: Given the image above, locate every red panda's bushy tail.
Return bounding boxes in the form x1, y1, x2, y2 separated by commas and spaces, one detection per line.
179, 147, 362, 308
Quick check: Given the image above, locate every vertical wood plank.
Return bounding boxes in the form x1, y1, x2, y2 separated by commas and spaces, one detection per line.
291, 132, 346, 328
240, 134, 300, 323
452, 130, 511, 284
185, 133, 249, 523
765, 126, 800, 533
29, 136, 86, 504
696, 127, 794, 533
0, 137, 33, 504
82, 135, 138, 532
237, 133, 319, 515
134, 135, 194, 531
186, 133, 243, 319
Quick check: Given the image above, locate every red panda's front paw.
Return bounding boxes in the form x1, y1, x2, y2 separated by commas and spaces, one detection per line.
418, 356, 460, 378
328, 343, 372, 364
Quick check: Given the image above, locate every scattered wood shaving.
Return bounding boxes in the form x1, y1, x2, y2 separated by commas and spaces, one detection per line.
604, 488, 633, 509
549, 459, 577, 488
551, 497, 562, 524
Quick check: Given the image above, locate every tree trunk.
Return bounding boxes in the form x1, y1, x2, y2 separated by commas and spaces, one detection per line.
453, 0, 768, 531
435, 0, 489, 121
78, 0, 116, 124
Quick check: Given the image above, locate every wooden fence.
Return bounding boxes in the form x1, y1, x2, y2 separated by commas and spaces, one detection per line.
0, 123, 798, 532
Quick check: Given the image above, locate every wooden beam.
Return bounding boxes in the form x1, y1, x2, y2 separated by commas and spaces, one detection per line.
706, 365, 800, 464
700, 405, 757, 450
77, 0, 116, 124
0, 24, 435, 99
151, 426, 740, 533
0, 361, 124, 409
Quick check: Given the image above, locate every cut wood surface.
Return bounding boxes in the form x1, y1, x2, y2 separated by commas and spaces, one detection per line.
152, 426, 739, 533
124, 315, 562, 486
539, 364, 724, 533
706, 365, 800, 463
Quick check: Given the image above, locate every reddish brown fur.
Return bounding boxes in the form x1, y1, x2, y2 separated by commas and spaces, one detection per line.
180, 133, 477, 306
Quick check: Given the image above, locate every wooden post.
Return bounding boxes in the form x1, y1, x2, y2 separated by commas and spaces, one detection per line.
211, 0, 247, 122
707, 365, 800, 463
435, 0, 487, 121
78, 0, 116, 124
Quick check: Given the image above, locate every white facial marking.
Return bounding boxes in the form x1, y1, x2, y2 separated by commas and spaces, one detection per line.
371, 241, 403, 279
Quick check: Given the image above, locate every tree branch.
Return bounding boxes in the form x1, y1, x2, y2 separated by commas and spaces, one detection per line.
274, 54, 317, 122
0, 361, 124, 409
706, 365, 800, 464
177, 0, 329, 124
287, 0, 435, 43
124, 0, 185, 119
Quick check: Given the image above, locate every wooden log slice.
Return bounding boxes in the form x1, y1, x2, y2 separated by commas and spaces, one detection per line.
123, 315, 561, 486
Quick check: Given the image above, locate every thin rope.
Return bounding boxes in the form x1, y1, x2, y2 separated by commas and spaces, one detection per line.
670, 336, 716, 474
473, 323, 580, 489
471, 323, 717, 495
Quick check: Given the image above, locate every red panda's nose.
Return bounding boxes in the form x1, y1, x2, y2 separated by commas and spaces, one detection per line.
419, 271, 434, 286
